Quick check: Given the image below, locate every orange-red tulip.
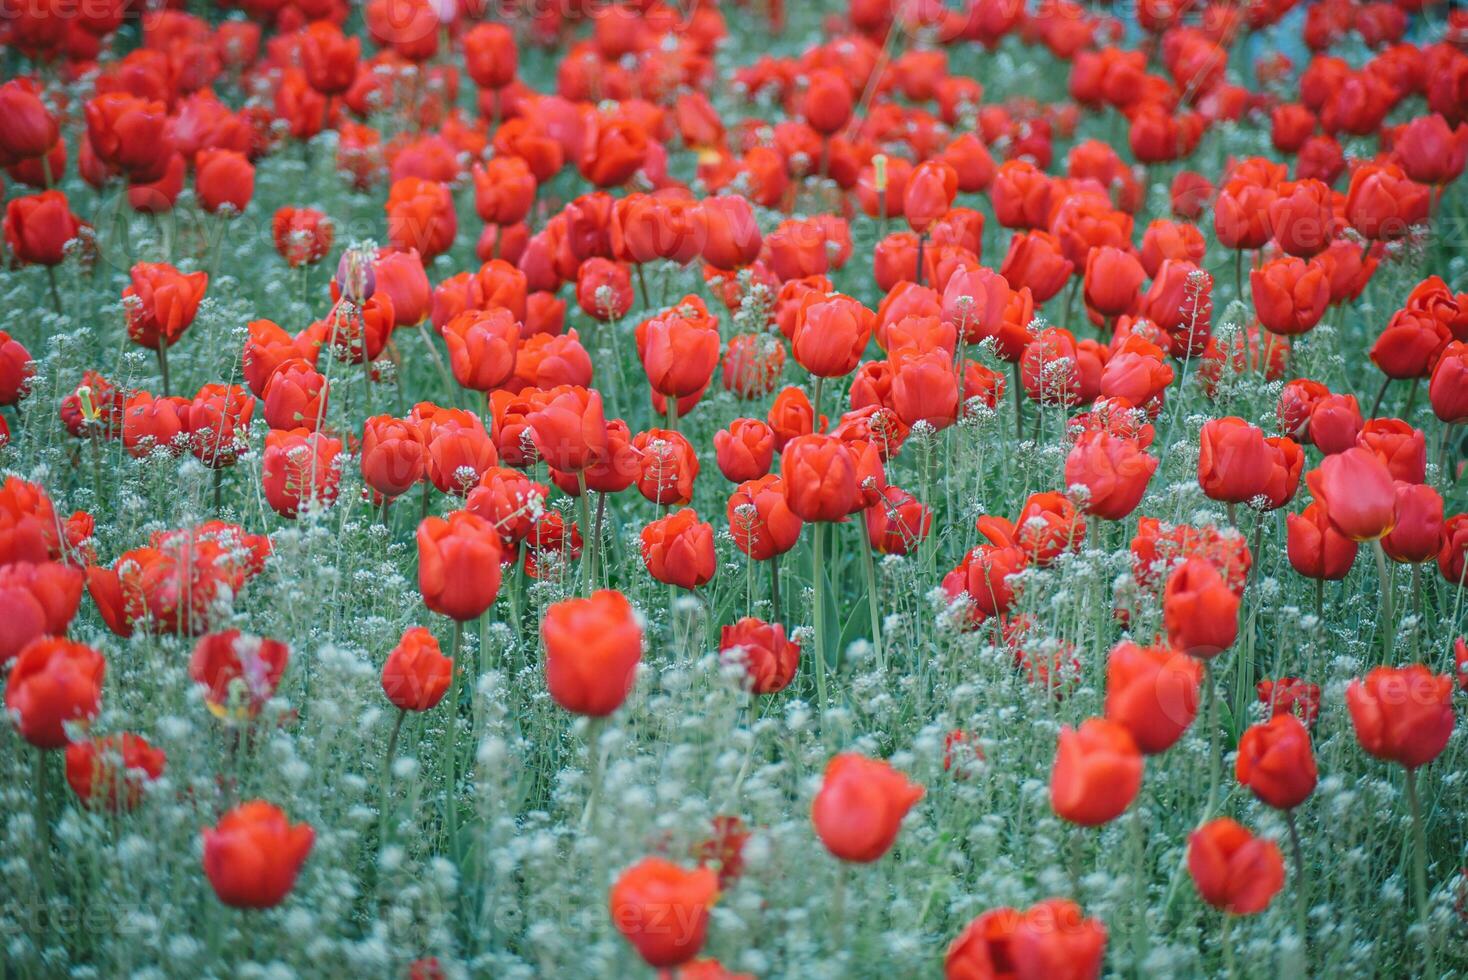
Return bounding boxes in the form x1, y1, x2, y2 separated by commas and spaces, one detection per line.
542, 589, 643, 716
811, 752, 924, 862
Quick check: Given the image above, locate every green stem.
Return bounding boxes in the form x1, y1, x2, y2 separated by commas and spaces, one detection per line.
1285, 809, 1310, 954
858, 528, 884, 673
443, 620, 463, 851
812, 521, 828, 706
579, 717, 606, 831
577, 471, 594, 595
1404, 769, 1437, 978
1373, 541, 1394, 664
378, 708, 406, 850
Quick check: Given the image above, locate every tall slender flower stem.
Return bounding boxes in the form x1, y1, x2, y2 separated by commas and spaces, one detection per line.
1285, 809, 1310, 952
443, 620, 463, 850
858, 529, 884, 673
1404, 768, 1437, 978
378, 708, 406, 849
811, 521, 828, 706
577, 471, 594, 595
1373, 541, 1394, 664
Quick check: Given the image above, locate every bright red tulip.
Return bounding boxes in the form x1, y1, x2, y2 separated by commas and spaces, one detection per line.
542, 589, 643, 716
202, 800, 314, 909
1050, 718, 1142, 826
381, 626, 452, 712
1188, 818, 1285, 915
811, 753, 924, 862
1235, 714, 1317, 810
609, 858, 718, 969
719, 617, 799, 694
65, 733, 166, 811
1346, 665, 1455, 769
1104, 641, 1202, 754
4, 637, 105, 749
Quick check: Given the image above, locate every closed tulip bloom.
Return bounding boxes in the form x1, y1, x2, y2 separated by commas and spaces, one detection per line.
1050, 718, 1143, 826
463, 22, 517, 88
542, 589, 643, 716
578, 118, 648, 188
417, 511, 502, 621
781, 434, 862, 522
793, 294, 875, 379
4, 638, 105, 749
811, 753, 924, 862
1164, 557, 1239, 659
0, 79, 58, 165
1358, 419, 1426, 484
1305, 447, 1396, 541
0, 560, 83, 665
1235, 714, 1317, 810
1082, 246, 1144, 318
1345, 163, 1429, 241
124, 262, 209, 350
361, 415, 427, 499
1306, 393, 1363, 455
1064, 432, 1158, 520
385, 177, 456, 260
609, 858, 719, 969
866, 485, 932, 556
472, 155, 536, 226
575, 258, 634, 321
999, 229, 1073, 304
1252, 256, 1330, 336
65, 732, 166, 811
641, 509, 716, 590
767, 385, 823, 449
720, 617, 799, 694
1197, 417, 1272, 504
1382, 482, 1444, 564
904, 160, 959, 233
701, 195, 762, 270
299, 20, 360, 94
1393, 113, 1468, 186
1429, 341, 1468, 423
637, 299, 721, 397
85, 92, 172, 182
371, 249, 431, 328
189, 630, 290, 721
1266, 179, 1334, 257
185, 384, 253, 469
195, 149, 254, 215
727, 475, 803, 561
443, 309, 519, 392
1371, 307, 1451, 381
802, 69, 853, 135
202, 800, 314, 909
121, 392, 188, 457
714, 418, 774, 483
1346, 665, 1455, 769
1187, 818, 1285, 915
1287, 502, 1358, 580
4, 190, 81, 266
273, 207, 334, 267
1104, 641, 1202, 754
527, 386, 609, 473
265, 356, 331, 428
632, 428, 699, 506
381, 626, 452, 712
262, 428, 342, 518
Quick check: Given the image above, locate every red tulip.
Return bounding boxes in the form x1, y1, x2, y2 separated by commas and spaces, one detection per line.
904, 160, 959, 233
4, 190, 81, 266
1266, 179, 1334, 257
811, 752, 924, 862
1082, 246, 1144, 318
1305, 447, 1397, 541
727, 475, 803, 561
1345, 163, 1429, 241
1346, 665, 1455, 769
1197, 417, 1272, 504
801, 69, 853, 135
381, 626, 452, 712
202, 800, 314, 909
1251, 256, 1329, 336
186, 384, 254, 469
781, 433, 862, 522
463, 22, 517, 89
865, 485, 932, 556
443, 309, 519, 392
1104, 641, 1202, 754
542, 589, 643, 716
361, 416, 427, 499
1286, 501, 1359, 581
1235, 714, 1317, 810
1163, 557, 1239, 659
1382, 482, 1444, 564
719, 617, 799, 694
4, 637, 105, 749
0, 560, 83, 665
417, 511, 502, 621
714, 419, 774, 483
637, 297, 722, 397
124, 262, 209, 351
792, 294, 875, 379
1064, 432, 1157, 520
1429, 341, 1468, 423
527, 386, 608, 473
946, 899, 1106, 980
262, 428, 342, 518
189, 630, 290, 721
608, 858, 718, 969
65, 733, 166, 811
1188, 818, 1285, 915
385, 177, 456, 260
641, 509, 716, 590
1050, 718, 1142, 826
195, 149, 255, 214
1306, 393, 1363, 455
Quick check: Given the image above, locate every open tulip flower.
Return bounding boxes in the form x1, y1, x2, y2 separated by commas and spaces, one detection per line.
4, 2, 1468, 976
